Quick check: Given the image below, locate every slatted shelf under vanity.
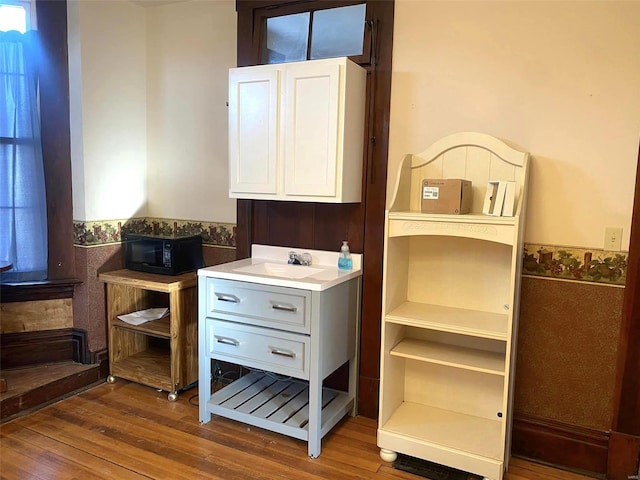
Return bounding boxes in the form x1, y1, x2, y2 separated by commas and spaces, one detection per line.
207, 371, 353, 441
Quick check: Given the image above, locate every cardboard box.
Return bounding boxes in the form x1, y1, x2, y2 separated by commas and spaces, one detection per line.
421, 179, 472, 214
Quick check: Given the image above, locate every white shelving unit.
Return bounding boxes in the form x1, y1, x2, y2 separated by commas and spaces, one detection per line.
377, 132, 530, 480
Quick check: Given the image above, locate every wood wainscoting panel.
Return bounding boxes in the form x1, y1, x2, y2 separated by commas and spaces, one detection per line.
0, 328, 90, 369
1, 299, 73, 334
203, 245, 236, 267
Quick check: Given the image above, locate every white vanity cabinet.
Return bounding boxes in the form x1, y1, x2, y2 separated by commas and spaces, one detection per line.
198, 245, 362, 458
377, 133, 530, 480
228, 57, 366, 203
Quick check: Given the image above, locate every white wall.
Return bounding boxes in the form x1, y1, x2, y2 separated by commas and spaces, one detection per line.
68, 0, 237, 224
388, 0, 640, 251
146, 0, 237, 223
68, 0, 148, 221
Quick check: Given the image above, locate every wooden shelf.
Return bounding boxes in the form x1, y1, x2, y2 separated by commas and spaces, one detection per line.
380, 401, 503, 460
111, 347, 172, 392
111, 317, 171, 339
389, 211, 517, 225
386, 301, 508, 340
388, 212, 516, 245
391, 338, 505, 375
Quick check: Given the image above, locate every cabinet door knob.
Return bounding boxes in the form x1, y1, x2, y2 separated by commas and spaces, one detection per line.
214, 335, 239, 347
269, 347, 296, 359
271, 303, 297, 312
215, 293, 240, 303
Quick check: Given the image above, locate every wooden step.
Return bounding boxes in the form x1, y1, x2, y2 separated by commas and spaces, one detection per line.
0, 361, 103, 422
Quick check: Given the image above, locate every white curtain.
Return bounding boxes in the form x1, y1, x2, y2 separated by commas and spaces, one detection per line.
0, 30, 47, 282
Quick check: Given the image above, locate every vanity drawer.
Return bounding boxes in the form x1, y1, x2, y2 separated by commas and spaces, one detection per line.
207, 319, 310, 380
205, 278, 311, 334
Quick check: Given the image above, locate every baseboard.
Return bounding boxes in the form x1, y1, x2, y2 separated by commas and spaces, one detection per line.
357, 375, 380, 419
91, 348, 109, 378
1, 328, 91, 369
607, 431, 640, 480
512, 412, 610, 476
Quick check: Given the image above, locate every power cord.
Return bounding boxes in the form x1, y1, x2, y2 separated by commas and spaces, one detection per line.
189, 360, 244, 407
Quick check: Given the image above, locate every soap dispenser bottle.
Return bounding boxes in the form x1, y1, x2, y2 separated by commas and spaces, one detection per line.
338, 241, 353, 271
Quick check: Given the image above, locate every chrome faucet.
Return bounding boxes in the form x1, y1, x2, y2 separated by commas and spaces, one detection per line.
288, 251, 312, 266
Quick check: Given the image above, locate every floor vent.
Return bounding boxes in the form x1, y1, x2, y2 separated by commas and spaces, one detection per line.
393, 454, 483, 480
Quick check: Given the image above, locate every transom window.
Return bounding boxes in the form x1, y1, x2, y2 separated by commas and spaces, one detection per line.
261, 3, 368, 64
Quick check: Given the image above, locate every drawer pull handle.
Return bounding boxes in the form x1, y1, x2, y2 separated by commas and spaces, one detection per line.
215, 293, 240, 303
272, 304, 297, 313
215, 335, 239, 347
269, 347, 296, 359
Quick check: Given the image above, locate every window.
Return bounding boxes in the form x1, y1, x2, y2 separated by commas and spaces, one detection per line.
0, 0, 35, 33
309, 5, 366, 60
1, 0, 48, 282
261, 3, 369, 65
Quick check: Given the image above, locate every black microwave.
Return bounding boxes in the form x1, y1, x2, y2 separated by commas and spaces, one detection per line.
124, 233, 204, 276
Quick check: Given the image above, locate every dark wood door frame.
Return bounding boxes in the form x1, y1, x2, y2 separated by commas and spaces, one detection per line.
234, 0, 394, 419
608, 141, 640, 480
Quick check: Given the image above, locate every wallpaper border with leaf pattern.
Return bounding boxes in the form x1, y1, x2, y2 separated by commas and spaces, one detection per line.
73, 217, 235, 248
73, 219, 628, 286
523, 244, 627, 286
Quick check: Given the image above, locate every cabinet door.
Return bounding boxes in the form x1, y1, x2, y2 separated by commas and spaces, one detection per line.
283, 62, 340, 197
228, 68, 280, 196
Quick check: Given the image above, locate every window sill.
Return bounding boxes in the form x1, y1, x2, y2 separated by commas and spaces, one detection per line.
0, 278, 82, 303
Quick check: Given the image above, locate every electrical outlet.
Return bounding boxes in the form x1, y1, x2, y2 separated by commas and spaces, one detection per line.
604, 227, 622, 251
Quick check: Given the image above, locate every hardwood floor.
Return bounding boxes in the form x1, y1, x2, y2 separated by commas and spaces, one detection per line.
0, 380, 596, 480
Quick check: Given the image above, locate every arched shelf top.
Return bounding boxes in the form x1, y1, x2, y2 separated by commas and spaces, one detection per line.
388, 132, 530, 217
411, 132, 528, 169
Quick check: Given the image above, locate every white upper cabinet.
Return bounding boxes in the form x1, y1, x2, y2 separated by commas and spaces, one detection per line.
228, 57, 366, 203
228, 69, 279, 195
283, 61, 340, 198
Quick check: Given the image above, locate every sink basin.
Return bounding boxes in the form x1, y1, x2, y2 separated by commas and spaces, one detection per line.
233, 262, 323, 279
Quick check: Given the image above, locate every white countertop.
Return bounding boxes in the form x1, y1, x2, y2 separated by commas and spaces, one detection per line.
198, 244, 363, 291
